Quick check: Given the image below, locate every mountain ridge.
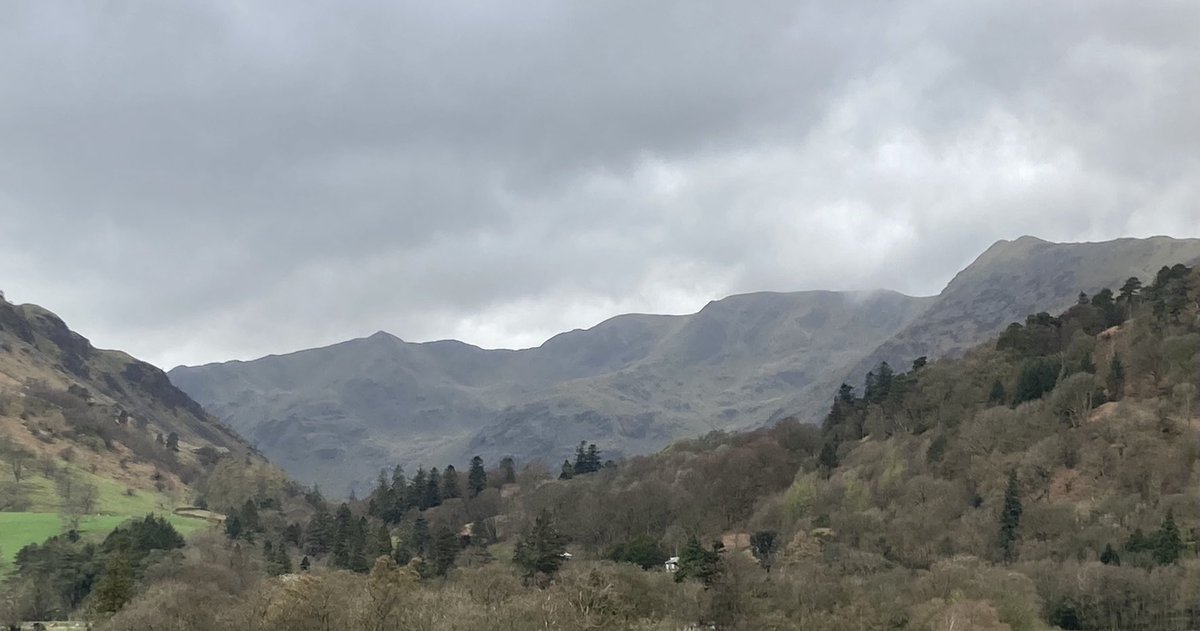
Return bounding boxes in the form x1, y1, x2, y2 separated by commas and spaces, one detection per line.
168, 236, 1200, 492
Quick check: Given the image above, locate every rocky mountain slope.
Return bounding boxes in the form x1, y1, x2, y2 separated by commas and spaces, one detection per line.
0, 293, 252, 490
168, 236, 1200, 492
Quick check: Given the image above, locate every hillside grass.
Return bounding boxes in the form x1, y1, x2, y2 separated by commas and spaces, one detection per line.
0, 462, 211, 574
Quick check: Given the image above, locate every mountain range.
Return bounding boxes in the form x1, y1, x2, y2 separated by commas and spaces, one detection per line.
167, 235, 1200, 492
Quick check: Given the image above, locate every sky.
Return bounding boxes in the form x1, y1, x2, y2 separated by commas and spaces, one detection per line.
1, 1, 1198, 369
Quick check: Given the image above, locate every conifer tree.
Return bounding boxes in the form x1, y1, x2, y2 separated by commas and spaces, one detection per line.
674, 536, 721, 586
442, 465, 461, 499
424, 468, 442, 509
332, 503, 354, 568
585, 444, 601, 473
305, 504, 333, 556
573, 441, 588, 475
1106, 355, 1126, 401
1100, 543, 1120, 566
428, 526, 462, 577
92, 547, 136, 614
988, 380, 1007, 405
513, 510, 567, 582
241, 499, 260, 533
299, 555, 311, 571
349, 516, 371, 572
499, 456, 517, 485
407, 468, 427, 510
165, 432, 179, 452
275, 545, 293, 574
224, 514, 243, 540
998, 470, 1023, 563
367, 523, 393, 561
467, 456, 488, 497
1154, 509, 1182, 565
409, 516, 431, 556
559, 459, 574, 480
818, 441, 839, 475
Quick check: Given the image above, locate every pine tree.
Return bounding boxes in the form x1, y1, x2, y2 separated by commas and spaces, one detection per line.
585, 444, 601, 473
275, 545, 293, 574
424, 468, 442, 509
428, 526, 462, 577
305, 504, 333, 556
442, 465, 461, 499
332, 503, 354, 568
467, 456, 488, 497
499, 456, 516, 485
224, 514, 243, 540
299, 555, 311, 571
1106, 355, 1126, 401
409, 516, 431, 556
367, 523, 393, 561
988, 380, 1007, 405
559, 459, 574, 480
573, 441, 588, 475
241, 499, 261, 533
998, 470, 1023, 563
818, 441, 839, 475
513, 511, 567, 582
349, 516, 370, 572
92, 547, 137, 614
1154, 509, 1182, 565
1100, 543, 1120, 566
674, 536, 721, 586
407, 468, 427, 510
165, 432, 179, 452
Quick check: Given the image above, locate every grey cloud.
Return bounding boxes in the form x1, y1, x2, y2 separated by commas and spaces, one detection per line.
1, 0, 1197, 368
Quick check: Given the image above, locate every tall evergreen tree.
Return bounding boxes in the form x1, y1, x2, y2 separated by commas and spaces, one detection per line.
91, 547, 136, 614
499, 456, 517, 485
559, 459, 574, 480
407, 468, 428, 510
513, 511, 567, 581
367, 523, 393, 561
427, 526, 462, 577
240, 499, 261, 533
349, 516, 370, 572
1154, 509, 1182, 565
573, 441, 588, 475
988, 380, 1007, 405
224, 514, 243, 540
467, 456, 488, 497
332, 503, 354, 568
585, 444, 601, 473
998, 470, 1023, 563
1099, 543, 1120, 566
1106, 355, 1126, 401
305, 504, 333, 556
424, 468, 443, 508
441, 465, 461, 499
674, 536, 721, 586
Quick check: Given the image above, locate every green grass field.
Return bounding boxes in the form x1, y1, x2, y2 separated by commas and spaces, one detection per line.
0, 464, 213, 574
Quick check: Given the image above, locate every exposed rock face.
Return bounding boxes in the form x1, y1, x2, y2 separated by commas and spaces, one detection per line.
169, 236, 1200, 493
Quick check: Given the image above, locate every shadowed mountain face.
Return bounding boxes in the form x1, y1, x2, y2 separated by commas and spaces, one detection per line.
168, 236, 1200, 493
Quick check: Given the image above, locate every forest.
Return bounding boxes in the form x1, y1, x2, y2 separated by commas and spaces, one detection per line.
2, 264, 1198, 630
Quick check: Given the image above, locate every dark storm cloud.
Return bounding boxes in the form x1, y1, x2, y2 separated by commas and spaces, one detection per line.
1, 0, 1197, 367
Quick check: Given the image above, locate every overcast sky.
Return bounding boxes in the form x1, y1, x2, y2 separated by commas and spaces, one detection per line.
1, 1, 1197, 369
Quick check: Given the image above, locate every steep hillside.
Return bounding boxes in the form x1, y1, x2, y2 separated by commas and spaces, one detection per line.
0, 293, 257, 568
171, 290, 930, 492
